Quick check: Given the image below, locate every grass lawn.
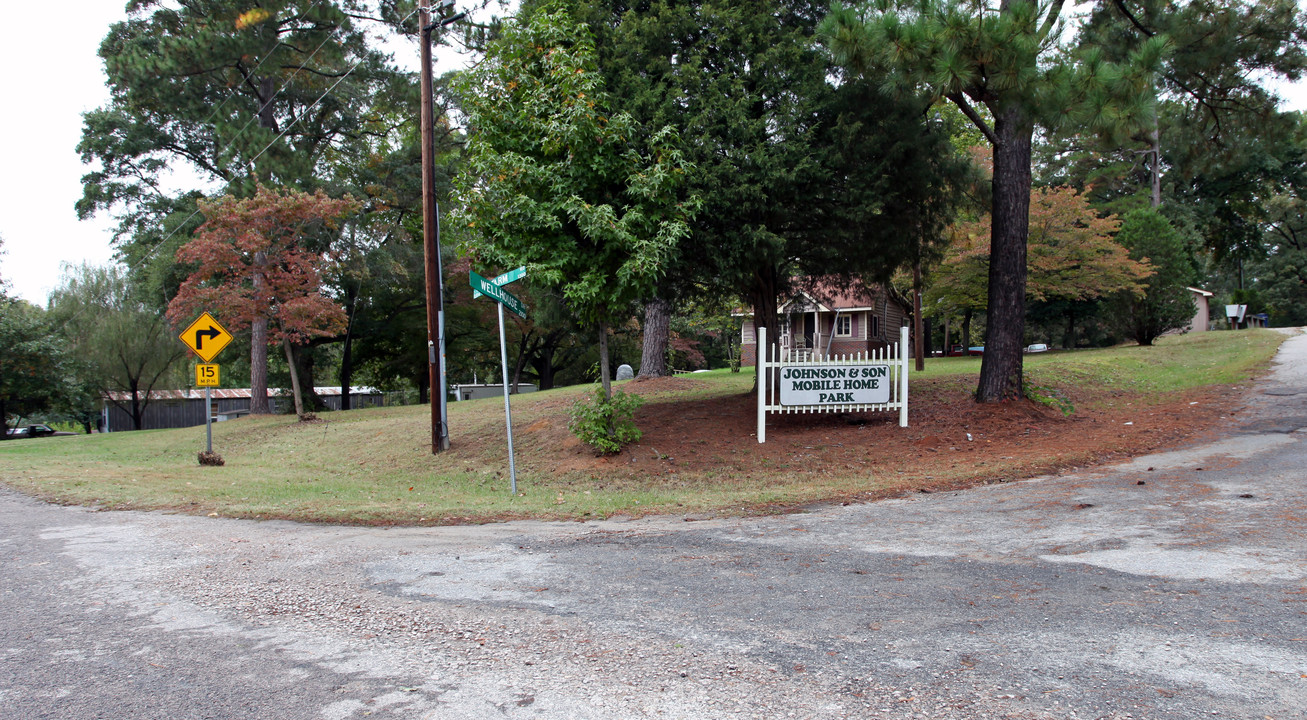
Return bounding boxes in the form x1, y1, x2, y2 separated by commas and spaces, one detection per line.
0, 329, 1288, 525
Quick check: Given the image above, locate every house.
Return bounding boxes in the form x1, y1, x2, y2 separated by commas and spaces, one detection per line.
739, 280, 911, 365
1186, 287, 1214, 332
101, 387, 386, 432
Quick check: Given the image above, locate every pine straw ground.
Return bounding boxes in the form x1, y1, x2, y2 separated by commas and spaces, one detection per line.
455, 372, 1244, 518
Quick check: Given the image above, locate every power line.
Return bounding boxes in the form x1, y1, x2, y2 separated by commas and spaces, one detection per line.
52, 4, 425, 334
116, 4, 424, 283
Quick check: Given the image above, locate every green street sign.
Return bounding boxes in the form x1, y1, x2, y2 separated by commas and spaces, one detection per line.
472, 266, 526, 299
470, 271, 527, 319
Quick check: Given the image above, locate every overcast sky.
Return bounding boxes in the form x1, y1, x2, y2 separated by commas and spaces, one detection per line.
0, 3, 1304, 306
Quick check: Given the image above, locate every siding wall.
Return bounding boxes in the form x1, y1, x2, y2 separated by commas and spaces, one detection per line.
104, 393, 383, 432
738, 288, 911, 364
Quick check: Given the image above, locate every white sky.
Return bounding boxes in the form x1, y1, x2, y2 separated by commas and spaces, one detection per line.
0, 2, 1303, 306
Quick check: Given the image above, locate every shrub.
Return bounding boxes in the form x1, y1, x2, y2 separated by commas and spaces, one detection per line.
568, 386, 644, 454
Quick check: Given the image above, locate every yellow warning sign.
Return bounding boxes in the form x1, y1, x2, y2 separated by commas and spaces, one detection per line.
179, 312, 233, 363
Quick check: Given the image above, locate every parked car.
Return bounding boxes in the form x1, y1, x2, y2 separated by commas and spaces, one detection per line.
943, 345, 968, 357
5, 424, 75, 439
967, 346, 984, 356
1025, 343, 1050, 353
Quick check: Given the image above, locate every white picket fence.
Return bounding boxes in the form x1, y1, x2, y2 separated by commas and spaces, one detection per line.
756, 326, 909, 443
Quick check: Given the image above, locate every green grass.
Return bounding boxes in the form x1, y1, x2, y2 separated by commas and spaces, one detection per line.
913, 329, 1281, 387
0, 328, 1288, 524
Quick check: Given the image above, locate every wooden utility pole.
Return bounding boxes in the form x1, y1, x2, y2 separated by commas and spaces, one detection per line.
419, 3, 449, 453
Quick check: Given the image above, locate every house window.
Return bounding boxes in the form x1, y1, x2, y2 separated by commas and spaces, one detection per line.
870, 314, 880, 339
835, 315, 852, 337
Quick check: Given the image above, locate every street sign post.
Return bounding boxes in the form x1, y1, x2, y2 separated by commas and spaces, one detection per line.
179, 312, 233, 456
469, 269, 531, 494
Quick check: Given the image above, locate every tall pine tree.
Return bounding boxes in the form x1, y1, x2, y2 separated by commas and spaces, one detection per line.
822, 0, 1163, 401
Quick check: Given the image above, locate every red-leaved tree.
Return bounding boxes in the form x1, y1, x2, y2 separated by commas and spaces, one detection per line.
167, 186, 359, 415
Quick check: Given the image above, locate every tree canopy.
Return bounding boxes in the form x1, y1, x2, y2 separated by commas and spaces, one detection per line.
77, 0, 416, 304
0, 300, 79, 434
454, 1, 697, 394
48, 264, 189, 430
1111, 207, 1199, 344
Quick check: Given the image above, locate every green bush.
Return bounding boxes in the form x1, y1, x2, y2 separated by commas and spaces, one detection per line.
567, 386, 644, 454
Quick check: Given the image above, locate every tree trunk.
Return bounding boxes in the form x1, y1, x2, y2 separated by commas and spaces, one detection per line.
533, 347, 559, 390
338, 292, 356, 411
1149, 119, 1162, 209
943, 316, 950, 355
300, 347, 325, 411
129, 379, 144, 430
534, 359, 556, 391
975, 106, 1034, 403
258, 77, 279, 132
749, 267, 783, 391
511, 332, 532, 394
1064, 304, 1077, 350
913, 262, 925, 372
638, 296, 672, 378
598, 322, 612, 400
250, 251, 271, 414
962, 308, 973, 350
339, 333, 353, 411
283, 338, 305, 417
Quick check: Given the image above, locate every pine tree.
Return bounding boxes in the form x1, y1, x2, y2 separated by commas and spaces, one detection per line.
822, 0, 1163, 401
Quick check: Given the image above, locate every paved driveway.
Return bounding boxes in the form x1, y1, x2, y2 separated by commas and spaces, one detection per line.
3, 333, 1306, 720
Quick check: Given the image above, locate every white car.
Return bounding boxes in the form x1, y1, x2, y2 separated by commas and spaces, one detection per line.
1025, 343, 1050, 353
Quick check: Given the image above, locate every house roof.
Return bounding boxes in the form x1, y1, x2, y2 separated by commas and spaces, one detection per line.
1186, 287, 1214, 297
735, 277, 903, 316
783, 278, 897, 313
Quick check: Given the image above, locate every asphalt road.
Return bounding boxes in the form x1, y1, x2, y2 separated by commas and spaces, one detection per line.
3, 333, 1306, 720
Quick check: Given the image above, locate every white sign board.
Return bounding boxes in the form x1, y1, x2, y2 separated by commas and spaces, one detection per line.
779, 364, 891, 406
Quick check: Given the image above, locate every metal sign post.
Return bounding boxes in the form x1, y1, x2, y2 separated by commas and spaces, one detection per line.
470, 270, 528, 494
195, 363, 220, 453
180, 314, 232, 458
496, 303, 518, 494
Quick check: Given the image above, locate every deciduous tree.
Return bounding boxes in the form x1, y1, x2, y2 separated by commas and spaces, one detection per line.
0, 299, 79, 435
929, 185, 1151, 346
76, 0, 418, 328
167, 186, 358, 414
48, 264, 188, 430
455, 1, 697, 399
1111, 208, 1198, 344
